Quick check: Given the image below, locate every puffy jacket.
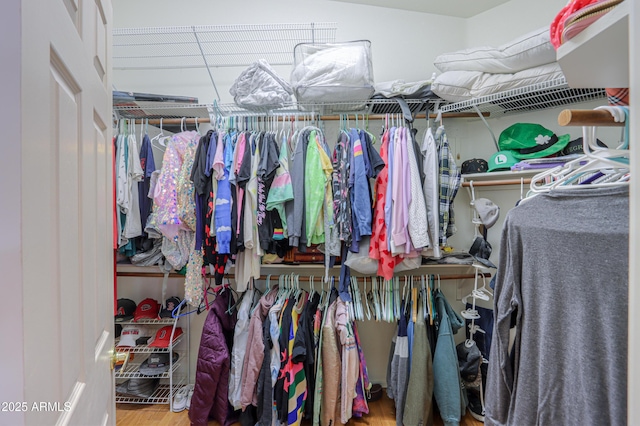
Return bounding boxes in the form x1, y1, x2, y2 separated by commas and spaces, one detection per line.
240, 288, 278, 409
189, 291, 238, 426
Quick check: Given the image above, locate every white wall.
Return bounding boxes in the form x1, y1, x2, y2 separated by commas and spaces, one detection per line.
466, 0, 566, 46
112, 0, 467, 103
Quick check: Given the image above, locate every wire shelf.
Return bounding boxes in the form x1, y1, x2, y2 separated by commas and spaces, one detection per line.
212, 99, 435, 117
116, 318, 179, 325
113, 102, 213, 120
113, 79, 604, 120
113, 23, 337, 70
115, 381, 186, 405
115, 334, 184, 354
440, 77, 606, 115
114, 358, 182, 379
113, 98, 436, 120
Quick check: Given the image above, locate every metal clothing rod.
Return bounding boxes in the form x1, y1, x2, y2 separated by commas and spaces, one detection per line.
128, 112, 490, 126
319, 112, 490, 121
558, 109, 626, 127
462, 179, 531, 187
116, 271, 491, 280
137, 117, 209, 126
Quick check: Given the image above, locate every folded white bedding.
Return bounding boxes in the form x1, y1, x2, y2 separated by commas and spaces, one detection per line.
434, 27, 556, 75
431, 62, 565, 103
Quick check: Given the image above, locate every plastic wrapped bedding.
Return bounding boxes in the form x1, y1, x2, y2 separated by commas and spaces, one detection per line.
431, 62, 565, 103
229, 59, 293, 109
291, 40, 374, 103
433, 27, 556, 75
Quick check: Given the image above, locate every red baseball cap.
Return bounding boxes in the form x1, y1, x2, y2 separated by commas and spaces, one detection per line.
133, 298, 160, 321
148, 326, 183, 348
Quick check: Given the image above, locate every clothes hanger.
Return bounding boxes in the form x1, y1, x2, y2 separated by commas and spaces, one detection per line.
349, 277, 357, 321
150, 118, 169, 152
380, 279, 387, 322
263, 274, 273, 297
529, 143, 629, 192
530, 113, 629, 193
357, 277, 364, 321
383, 278, 389, 322
461, 268, 482, 320
354, 277, 364, 321
386, 278, 393, 323
391, 277, 397, 321
421, 275, 428, 322
473, 267, 493, 300
348, 278, 357, 322
370, 277, 379, 321
318, 275, 326, 309
362, 277, 371, 321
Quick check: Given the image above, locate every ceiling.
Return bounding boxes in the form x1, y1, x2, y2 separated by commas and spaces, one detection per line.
327, 0, 511, 18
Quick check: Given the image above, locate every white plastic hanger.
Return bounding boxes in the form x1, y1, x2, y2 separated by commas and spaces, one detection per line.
461, 268, 481, 320
470, 264, 493, 301
530, 108, 629, 193
363, 277, 372, 321
372, 277, 381, 322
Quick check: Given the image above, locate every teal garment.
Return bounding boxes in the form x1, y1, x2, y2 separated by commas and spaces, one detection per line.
266, 135, 294, 235
433, 290, 465, 426
305, 130, 326, 245
403, 302, 434, 426
118, 211, 137, 257
118, 135, 136, 257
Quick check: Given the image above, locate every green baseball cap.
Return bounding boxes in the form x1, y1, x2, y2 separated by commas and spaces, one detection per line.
498, 123, 571, 159
488, 150, 519, 172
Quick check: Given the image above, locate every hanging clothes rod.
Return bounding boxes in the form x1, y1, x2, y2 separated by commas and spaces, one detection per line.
120, 112, 491, 127
116, 271, 490, 280
558, 109, 626, 127
462, 178, 531, 187
318, 112, 490, 121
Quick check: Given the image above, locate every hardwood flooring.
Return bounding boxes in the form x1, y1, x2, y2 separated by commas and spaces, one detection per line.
116, 394, 484, 426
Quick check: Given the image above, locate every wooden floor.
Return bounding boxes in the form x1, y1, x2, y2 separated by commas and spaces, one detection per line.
116, 395, 484, 426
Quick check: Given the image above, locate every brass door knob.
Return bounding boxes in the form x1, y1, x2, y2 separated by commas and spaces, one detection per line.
110, 349, 130, 371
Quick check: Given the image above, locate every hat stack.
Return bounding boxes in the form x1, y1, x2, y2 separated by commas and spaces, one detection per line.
469, 197, 499, 269
139, 352, 179, 376
133, 298, 161, 321
488, 123, 571, 172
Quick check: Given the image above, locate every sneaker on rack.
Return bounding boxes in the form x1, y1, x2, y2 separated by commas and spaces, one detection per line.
467, 388, 485, 423
172, 385, 190, 413
186, 384, 195, 410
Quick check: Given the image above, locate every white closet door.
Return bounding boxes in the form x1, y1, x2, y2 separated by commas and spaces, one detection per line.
11, 0, 115, 424
629, 2, 639, 424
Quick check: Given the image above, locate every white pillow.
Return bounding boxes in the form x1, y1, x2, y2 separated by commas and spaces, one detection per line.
431, 70, 483, 102
431, 62, 565, 103
434, 27, 556, 74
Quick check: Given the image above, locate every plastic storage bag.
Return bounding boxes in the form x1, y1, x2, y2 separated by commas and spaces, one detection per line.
230, 59, 293, 110
291, 40, 374, 105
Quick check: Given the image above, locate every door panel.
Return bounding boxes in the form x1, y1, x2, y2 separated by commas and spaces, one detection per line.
21, 0, 113, 424
63, 0, 80, 32
93, 0, 108, 83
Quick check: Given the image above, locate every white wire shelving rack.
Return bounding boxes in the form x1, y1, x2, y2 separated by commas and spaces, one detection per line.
440, 77, 606, 115
113, 98, 436, 121
113, 23, 337, 100
114, 313, 188, 410
116, 381, 187, 406
114, 333, 184, 354
112, 78, 606, 122
115, 358, 182, 380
